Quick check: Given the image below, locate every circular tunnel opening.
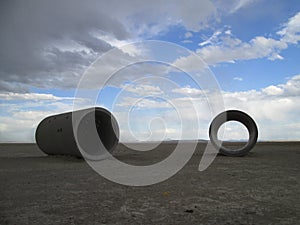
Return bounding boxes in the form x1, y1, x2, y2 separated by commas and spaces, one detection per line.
217, 120, 249, 151
76, 108, 119, 160
209, 110, 258, 156
95, 109, 119, 152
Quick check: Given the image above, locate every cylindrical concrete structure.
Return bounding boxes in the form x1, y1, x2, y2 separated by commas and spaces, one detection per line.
209, 110, 258, 156
36, 107, 119, 159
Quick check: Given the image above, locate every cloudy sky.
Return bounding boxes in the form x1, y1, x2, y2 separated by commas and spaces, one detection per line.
1, 0, 300, 142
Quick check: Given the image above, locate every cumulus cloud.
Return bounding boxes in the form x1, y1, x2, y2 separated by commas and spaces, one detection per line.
1, 75, 300, 142
261, 75, 300, 97
277, 12, 300, 44
0, 0, 120, 92
197, 34, 288, 64
1, 1, 299, 142
173, 54, 208, 72
262, 85, 284, 96
221, 75, 300, 140
120, 84, 164, 96
0, 0, 268, 94
172, 86, 207, 96
113, 74, 300, 141
116, 97, 172, 109
0, 0, 224, 93
174, 12, 300, 68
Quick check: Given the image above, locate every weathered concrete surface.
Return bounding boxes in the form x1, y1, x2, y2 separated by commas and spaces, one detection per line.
0, 142, 299, 224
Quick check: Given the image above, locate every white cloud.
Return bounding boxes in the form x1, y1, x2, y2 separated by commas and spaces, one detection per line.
173, 54, 208, 72
261, 75, 300, 97
0, 109, 59, 143
1, 2, 299, 143
262, 85, 284, 96
181, 40, 193, 44
198, 30, 222, 46
225, 30, 232, 35
114, 74, 300, 141
277, 12, 300, 44
172, 86, 206, 96
174, 12, 300, 68
221, 75, 300, 140
116, 97, 171, 109
0, 92, 73, 101
282, 74, 300, 96
197, 35, 288, 64
185, 32, 193, 39
120, 84, 164, 96
229, 0, 258, 13
0, 0, 220, 93
1, 75, 300, 142
233, 77, 243, 81
0, 0, 287, 94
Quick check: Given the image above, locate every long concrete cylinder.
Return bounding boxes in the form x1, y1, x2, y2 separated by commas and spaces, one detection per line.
35, 107, 119, 159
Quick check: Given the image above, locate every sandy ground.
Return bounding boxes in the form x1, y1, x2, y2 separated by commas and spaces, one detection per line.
0, 142, 299, 225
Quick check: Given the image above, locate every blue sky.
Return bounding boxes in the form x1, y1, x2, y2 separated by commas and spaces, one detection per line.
1, 0, 300, 142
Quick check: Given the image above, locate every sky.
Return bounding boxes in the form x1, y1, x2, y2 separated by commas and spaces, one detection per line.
0, 0, 300, 142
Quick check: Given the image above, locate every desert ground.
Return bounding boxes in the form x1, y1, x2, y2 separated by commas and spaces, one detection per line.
0, 142, 299, 224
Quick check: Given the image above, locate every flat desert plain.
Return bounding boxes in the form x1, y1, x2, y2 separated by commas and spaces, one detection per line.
0, 142, 299, 224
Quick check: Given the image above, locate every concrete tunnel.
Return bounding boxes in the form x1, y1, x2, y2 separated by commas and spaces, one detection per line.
35, 107, 119, 159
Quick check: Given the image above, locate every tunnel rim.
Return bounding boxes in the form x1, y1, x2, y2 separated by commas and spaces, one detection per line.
209, 110, 258, 157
